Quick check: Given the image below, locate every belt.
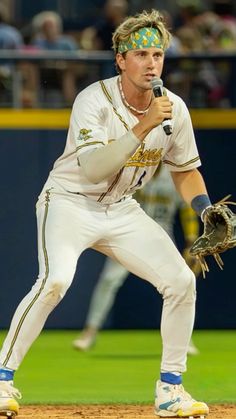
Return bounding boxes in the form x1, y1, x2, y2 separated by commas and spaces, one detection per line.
115, 196, 127, 203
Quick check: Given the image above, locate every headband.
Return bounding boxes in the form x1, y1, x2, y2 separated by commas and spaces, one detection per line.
118, 27, 164, 53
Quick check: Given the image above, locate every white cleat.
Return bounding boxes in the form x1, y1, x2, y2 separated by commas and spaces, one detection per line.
72, 333, 96, 351
187, 341, 200, 356
3, 412, 16, 418
0, 381, 21, 417
155, 380, 209, 418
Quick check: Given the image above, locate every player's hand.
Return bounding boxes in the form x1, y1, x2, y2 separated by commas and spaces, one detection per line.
145, 96, 173, 129
182, 246, 202, 277
132, 95, 173, 143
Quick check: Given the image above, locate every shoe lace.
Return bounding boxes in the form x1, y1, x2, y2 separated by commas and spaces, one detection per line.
0, 381, 22, 399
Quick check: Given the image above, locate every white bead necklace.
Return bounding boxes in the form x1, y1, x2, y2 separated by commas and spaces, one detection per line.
118, 76, 150, 115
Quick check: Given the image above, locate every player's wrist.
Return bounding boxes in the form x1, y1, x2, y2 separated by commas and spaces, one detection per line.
191, 194, 212, 220
200, 205, 212, 221
128, 129, 142, 145
132, 119, 154, 141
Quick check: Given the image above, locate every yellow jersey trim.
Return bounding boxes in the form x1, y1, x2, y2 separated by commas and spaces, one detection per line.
163, 156, 200, 168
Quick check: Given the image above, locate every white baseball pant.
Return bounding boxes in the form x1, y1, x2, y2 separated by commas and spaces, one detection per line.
0, 186, 196, 373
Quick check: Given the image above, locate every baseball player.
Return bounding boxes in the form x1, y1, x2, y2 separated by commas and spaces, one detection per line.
73, 163, 201, 355
0, 9, 211, 418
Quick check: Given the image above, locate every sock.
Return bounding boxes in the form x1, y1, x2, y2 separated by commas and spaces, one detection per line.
0, 368, 14, 381
161, 372, 182, 385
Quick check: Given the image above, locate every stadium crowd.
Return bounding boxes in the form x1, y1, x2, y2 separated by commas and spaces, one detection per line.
0, 0, 236, 107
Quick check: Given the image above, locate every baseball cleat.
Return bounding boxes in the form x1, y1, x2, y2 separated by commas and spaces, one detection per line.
72, 332, 96, 351
155, 380, 209, 418
189, 416, 206, 419
187, 341, 200, 356
0, 381, 21, 417
1, 412, 17, 418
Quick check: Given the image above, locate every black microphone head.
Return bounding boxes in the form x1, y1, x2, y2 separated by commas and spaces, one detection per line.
151, 77, 173, 135
150, 77, 163, 90
151, 77, 164, 97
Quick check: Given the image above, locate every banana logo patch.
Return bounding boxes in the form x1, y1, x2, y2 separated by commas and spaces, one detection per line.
78, 128, 92, 142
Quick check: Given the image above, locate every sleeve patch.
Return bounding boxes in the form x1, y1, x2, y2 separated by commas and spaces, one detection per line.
78, 128, 92, 142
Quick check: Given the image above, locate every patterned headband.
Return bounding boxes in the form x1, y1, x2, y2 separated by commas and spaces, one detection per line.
118, 27, 164, 53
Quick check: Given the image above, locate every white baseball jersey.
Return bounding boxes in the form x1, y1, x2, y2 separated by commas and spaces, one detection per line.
45, 75, 201, 204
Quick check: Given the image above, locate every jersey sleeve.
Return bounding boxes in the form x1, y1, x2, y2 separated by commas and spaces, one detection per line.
163, 96, 201, 171
70, 87, 109, 159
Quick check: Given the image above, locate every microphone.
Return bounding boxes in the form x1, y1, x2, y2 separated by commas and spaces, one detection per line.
151, 77, 172, 136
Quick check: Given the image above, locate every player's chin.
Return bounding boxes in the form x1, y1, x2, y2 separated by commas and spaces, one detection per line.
141, 78, 153, 90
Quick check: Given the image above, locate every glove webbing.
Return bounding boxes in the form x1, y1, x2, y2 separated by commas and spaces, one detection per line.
196, 253, 224, 278
198, 195, 236, 278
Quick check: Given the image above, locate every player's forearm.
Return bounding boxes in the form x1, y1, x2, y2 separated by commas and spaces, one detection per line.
79, 130, 140, 183
171, 169, 209, 205
132, 118, 155, 141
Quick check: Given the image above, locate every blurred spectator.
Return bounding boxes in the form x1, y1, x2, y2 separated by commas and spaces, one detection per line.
175, 26, 204, 53
0, 4, 23, 49
173, 0, 206, 52
193, 10, 236, 51
174, 0, 205, 29
210, 19, 236, 51
193, 8, 236, 105
163, 4, 206, 106
80, 0, 129, 51
192, 11, 220, 49
0, 3, 24, 106
32, 11, 77, 51
163, 0, 235, 107
160, 10, 183, 56
30, 11, 78, 106
79, 0, 129, 79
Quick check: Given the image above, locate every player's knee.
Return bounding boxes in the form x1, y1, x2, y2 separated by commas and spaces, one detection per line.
37, 277, 69, 305
163, 265, 196, 304
175, 266, 196, 303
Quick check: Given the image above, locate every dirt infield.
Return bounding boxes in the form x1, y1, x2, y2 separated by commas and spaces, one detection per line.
18, 404, 236, 418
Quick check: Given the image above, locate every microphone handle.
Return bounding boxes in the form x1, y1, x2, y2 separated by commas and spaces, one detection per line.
162, 121, 172, 135
153, 87, 172, 136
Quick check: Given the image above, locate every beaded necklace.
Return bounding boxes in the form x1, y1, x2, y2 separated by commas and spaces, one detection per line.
118, 76, 151, 115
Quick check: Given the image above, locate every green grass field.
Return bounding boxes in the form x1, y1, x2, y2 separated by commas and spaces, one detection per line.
0, 330, 235, 405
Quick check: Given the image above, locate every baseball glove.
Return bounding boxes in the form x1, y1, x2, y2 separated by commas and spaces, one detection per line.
190, 196, 236, 277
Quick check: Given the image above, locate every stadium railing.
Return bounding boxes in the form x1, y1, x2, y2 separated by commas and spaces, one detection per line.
0, 50, 235, 108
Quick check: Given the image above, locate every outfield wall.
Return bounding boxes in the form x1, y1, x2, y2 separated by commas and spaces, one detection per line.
0, 110, 235, 330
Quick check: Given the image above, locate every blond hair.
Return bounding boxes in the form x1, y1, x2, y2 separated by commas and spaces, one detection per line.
32, 11, 62, 34
112, 9, 172, 53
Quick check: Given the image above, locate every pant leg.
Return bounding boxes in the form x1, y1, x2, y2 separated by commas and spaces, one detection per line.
86, 258, 128, 329
0, 190, 102, 370
97, 199, 196, 373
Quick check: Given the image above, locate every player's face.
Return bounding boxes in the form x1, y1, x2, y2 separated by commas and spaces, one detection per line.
116, 47, 164, 91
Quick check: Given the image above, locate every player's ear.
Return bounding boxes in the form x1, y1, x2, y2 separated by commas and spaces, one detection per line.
116, 52, 126, 72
